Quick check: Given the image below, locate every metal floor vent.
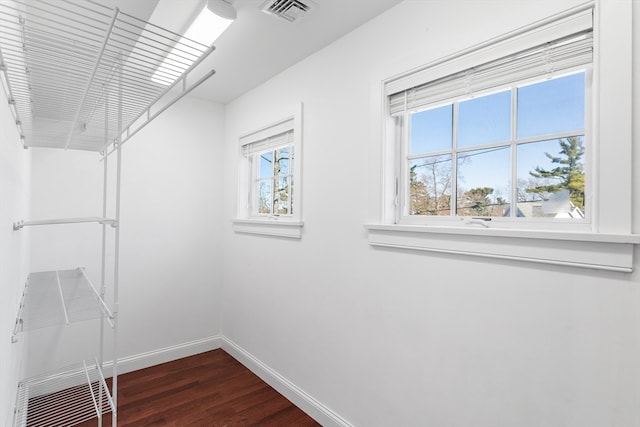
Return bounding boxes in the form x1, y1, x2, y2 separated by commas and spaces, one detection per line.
261, 0, 316, 22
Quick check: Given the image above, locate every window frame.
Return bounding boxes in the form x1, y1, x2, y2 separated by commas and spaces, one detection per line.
233, 104, 303, 239
367, 2, 640, 271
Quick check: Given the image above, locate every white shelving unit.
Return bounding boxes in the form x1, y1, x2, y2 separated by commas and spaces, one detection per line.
1, 0, 217, 425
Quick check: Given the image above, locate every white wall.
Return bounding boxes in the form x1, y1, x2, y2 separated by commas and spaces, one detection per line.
25, 96, 225, 375
222, 1, 640, 426
0, 82, 31, 425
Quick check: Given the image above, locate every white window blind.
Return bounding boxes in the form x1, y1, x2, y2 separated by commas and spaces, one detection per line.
241, 129, 293, 156
388, 7, 593, 115
240, 117, 294, 155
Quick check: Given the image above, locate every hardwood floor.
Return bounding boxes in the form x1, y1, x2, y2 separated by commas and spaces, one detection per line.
74, 349, 320, 427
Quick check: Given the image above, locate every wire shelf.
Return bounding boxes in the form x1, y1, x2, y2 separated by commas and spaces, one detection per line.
12, 268, 113, 342
13, 360, 114, 427
0, 0, 215, 151
13, 216, 118, 230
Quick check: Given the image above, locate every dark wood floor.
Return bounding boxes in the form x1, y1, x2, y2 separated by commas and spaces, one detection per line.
75, 349, 320, 427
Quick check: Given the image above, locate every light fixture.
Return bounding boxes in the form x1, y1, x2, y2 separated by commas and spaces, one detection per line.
207, 0, 237, 20
152, 1, 237, 86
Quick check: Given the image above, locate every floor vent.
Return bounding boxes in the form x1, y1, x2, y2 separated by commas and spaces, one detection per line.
261, 0, 316, 22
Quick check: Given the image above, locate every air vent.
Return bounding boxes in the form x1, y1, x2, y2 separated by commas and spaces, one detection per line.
261, 0, 316, 22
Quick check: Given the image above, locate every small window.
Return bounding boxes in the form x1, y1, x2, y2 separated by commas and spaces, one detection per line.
234, 107, 303, 238
250, 134, 294, 217
388, 24, 592, 229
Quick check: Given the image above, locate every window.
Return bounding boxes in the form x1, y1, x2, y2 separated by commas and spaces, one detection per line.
390, 29, 592, 228
234, 107, 303, 238
367, 4, 640, 271
246, 132, 294, 217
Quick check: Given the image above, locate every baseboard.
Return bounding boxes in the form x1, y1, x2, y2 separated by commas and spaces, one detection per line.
220, 336, 354, 427
105, 335, 222, 376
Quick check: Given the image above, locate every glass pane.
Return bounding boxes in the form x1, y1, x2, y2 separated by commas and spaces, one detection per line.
516, 136, 585, 218
274, 177, 290, 215
275, 147, 289, 175
458, 90, 511, 148
410, 104, 453, 154
259, 151, 273, 179
408, 155, 452, 216
456, 146, 510, 217
257, 179, 272, 214
517, 72, 585, 139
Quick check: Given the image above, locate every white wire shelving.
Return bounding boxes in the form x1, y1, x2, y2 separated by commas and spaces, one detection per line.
11, 268, 114, 343
0, 0, 215, 152
13, 360, 114, 427
1, 0, 218, 426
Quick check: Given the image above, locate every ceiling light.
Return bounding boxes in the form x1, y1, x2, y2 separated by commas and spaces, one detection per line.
208, 0, 237, 20
152, 2, 236, 86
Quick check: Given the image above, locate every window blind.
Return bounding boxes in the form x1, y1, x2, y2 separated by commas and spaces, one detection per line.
388, 8, 593, 115
242, 129, 293, 156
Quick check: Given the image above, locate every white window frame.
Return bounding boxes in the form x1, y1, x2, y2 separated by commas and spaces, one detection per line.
233, 104, 303, 239
367, 1, 640, 272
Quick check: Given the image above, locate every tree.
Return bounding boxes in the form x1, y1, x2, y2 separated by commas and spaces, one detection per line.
458, 187, 494, 216
527, 136, 585, 209
258, 147, 292, 215
409, 156, 452, 215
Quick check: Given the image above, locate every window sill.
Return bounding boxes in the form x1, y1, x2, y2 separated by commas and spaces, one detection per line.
233, 219, 304, 239
365, 224, 640, 272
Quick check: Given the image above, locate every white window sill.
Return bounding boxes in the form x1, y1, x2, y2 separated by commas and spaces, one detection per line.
365, 224, 640, 272
233, 219, 303, 239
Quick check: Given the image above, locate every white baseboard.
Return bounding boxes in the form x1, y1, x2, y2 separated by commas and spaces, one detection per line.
105, 335, 222, 377
220, 336, 354, 427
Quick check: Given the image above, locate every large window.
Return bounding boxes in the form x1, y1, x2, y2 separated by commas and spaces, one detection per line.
406, 72, 586, 221
390, 29, 592, 227
368, 4, 639, 272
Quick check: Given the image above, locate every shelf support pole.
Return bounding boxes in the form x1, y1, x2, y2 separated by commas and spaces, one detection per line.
111, 51, 123, 427
98, 89, 109, 426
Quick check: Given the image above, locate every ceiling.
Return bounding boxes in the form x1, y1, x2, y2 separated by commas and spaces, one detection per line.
112, 0, 404, 104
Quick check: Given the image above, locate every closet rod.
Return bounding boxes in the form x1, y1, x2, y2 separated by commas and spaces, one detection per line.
105, 42, 216, 153
13, 217, 118, 230
112, 69, 215, 153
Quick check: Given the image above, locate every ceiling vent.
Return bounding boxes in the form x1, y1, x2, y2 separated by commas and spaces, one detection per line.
261, 0, 316, 22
